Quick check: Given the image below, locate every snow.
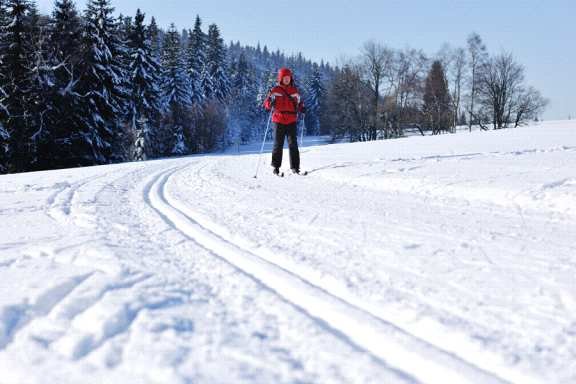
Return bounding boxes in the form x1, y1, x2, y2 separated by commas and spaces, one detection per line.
1, 120, 575, 383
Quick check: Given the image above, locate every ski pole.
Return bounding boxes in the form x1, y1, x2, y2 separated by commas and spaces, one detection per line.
254, 110, 273, 179
299, 114, 306, 147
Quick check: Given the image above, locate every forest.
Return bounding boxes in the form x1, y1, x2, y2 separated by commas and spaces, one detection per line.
0, 0, 547, 174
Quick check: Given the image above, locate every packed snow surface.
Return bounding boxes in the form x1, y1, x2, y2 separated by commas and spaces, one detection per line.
1, 121, 575, 384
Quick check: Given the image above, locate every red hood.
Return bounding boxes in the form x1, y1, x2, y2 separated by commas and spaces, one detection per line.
277, 67, 294, 85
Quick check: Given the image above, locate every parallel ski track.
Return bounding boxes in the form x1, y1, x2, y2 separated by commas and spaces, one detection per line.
192, 159, 545, 384
144, 161, 511, 384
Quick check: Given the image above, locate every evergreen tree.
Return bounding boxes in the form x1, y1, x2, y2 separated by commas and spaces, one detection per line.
0, 0, 9, 172
0, 0, 36, 172
180, 28, 188, 49
423, 60, 452, 134
231, 53, 251, 90
0, 122, 7, 173
171, 125, 186, 155
78, 0, 128, 164
127, 8, 162, 160
161, 23, 191, 155
304, 67, 325, 136
50, 0, 81, 74
229, 53, 256, 144
111, 14, 133, 162
254, 69, 276, 139
44, 0, 86, 169
187, 15, 206, 107
119, 14, 132, 36
26, 0, 41, 40
204, 24, 229, 103
28, 1, 60, 170
162, 24, 192, 109
148, 16, 161, 59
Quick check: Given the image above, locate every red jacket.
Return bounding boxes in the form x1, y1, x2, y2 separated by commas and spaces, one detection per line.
264, 67, 305, 125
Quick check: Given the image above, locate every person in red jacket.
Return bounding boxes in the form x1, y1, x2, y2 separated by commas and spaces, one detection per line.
264, 67, 305, 175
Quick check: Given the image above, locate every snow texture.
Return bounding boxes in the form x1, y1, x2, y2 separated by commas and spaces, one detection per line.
0, 120, 575, 383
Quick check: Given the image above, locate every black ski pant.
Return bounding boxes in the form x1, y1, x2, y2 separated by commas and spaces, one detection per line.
271, 122, 300, 170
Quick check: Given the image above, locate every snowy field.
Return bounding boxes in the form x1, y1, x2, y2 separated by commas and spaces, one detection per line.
0, 120, 575, 384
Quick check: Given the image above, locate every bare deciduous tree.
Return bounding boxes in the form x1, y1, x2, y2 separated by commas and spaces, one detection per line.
478, 52, 525, 129
467, 33, 488, 131
513, 86, 548, 127
361, 41, 394, 140
450, 47, 467, 132
475, 52, 547, 129
390, 48, 428, 137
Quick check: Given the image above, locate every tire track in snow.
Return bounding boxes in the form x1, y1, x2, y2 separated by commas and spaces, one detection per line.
145, 162, 509, 384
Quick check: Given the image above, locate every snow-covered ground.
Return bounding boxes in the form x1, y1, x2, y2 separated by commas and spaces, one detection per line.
1, 120, 575, 384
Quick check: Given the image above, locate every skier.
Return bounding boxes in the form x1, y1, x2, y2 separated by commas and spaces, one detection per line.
264, 67, 306, 176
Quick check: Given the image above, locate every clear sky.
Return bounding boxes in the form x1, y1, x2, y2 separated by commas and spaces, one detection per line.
37, 0, 575, 121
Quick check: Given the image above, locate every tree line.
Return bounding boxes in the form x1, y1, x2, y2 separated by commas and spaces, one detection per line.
323, 34, 548, 142
0, 1, 548, 175
0, 0, 332, 174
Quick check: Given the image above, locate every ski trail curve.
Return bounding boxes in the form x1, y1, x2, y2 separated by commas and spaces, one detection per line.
189, 157, 545, 384
144, 162, 510, 384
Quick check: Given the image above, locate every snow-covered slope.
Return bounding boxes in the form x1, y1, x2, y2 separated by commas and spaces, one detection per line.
1, 121, 575, 384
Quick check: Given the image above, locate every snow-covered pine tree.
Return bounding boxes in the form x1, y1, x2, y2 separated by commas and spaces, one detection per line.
50, 0, 81, 75
231, 53, 251, 92
0, 0, 8, 173
0, 121, 7, 173
28, 2, 60, 170
304, 66, 325, 136
161, 23, 191, 156
148, 16, 161, 60
204, 24, 229, 103
254, 69, 276, 140
79, 0, 128, 164
119, 14, 132, 37
229, 53, 256, 144
0, 0, 37, 172
111, 13, 135, 161
187, 15, 206, 108
127, 8, 162, 161
162, 24, 192, 110
171, 125, 186, 155
180, 28, 188, 50
26, 1, 43, 43
45, 0, 87, 169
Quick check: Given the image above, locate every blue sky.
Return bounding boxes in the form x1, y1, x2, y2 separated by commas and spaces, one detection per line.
37, 0, 575, 120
